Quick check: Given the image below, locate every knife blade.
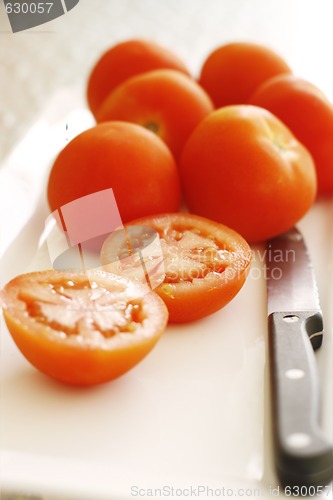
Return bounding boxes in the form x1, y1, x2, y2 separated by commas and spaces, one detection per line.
266, 227, 333, 488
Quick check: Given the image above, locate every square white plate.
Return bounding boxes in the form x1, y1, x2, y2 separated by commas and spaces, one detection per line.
0, 91, 332, 500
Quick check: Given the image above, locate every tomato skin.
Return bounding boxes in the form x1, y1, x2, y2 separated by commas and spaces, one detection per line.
87, 39, 191, 117
248, 74, 333, 195
1, 270, 168, 386
101, 213, 252, 323
95, 69, 214, 161
199, 42, 291, 107
47, 122, 181, 224
179, 106, 317, 242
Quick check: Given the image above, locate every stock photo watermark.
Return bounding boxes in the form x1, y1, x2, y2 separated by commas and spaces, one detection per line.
130, 483, 333, 497
3, 0, 80, 32
250, 245, 296, 281
45, 188, 166, 294
43, 187, 297, 303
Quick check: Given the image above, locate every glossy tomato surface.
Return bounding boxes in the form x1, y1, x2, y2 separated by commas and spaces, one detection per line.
87, 38, 191, 117
1, 270, 168, 386
180, 105, 317, 242
101, 213, 252, 323
47, 122, 181, 224
96, 69, 214, 161
249, 74, 333, 195
199, 42, 291, 107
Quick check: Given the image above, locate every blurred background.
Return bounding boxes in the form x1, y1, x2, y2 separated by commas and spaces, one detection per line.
1, 0, 332, 162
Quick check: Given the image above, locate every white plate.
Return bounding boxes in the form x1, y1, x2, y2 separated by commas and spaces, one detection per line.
0, 92, 332, 500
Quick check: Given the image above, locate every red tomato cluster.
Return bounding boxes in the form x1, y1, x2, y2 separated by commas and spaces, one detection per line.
2, 38, 332, 386
48, 38, 332, 244
84, 39, 332, 242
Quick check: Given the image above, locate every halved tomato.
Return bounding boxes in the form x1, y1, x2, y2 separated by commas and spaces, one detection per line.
100, 214, 252, 323
1, 269, 168, 386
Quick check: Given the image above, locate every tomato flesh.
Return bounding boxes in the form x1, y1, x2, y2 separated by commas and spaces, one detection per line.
101, 214, 252, 323
159, 229, 232, 282
1, 270, 168, 385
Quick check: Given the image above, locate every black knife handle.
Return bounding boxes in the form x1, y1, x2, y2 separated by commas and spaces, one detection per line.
268, 311, 333, 489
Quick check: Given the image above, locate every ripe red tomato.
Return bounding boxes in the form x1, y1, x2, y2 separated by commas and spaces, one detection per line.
248, 74, 333, 195
87, 38, 191, 117
47, 122, 181, 224
199, 42, 291, 107
95, 69, 214, 161
1, 270, 168, 386
100, 213, 252, 323
179, 105, 317, 242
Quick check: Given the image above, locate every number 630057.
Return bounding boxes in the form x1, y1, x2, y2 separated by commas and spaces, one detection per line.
5, 2, 53, 14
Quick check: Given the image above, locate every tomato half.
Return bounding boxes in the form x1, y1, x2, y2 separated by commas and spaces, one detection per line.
1, 270, 168, 386
101, 214, 252, 323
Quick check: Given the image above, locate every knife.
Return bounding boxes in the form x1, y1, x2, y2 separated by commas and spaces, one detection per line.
266, 227, 333, 488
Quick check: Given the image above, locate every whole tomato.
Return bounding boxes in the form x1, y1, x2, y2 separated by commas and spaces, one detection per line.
249, 74, 333, 195
87, 39, 190, 118
180, 105, 317, 242
47, 122, 181, 224
199, 42, 291, 107
96, 69, 214, 161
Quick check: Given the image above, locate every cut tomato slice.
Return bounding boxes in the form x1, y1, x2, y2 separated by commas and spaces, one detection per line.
101, 213, 252, 323
1, 270, 168, 385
